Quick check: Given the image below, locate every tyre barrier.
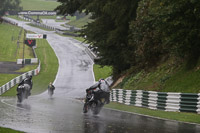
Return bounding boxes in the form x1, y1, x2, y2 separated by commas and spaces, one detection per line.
0, 61, 40, 95
31, 21, 56, 31
110, 89, 200, 114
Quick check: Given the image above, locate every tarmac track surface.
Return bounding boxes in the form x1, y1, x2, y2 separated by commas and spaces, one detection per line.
0, 18, 200, 133
0, 62, 24, 74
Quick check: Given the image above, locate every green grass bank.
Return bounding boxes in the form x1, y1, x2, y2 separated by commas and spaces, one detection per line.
0, 127, 23, 133
93, 64, 112, 81
116, 57, 200, 93
21, 0, 60, 11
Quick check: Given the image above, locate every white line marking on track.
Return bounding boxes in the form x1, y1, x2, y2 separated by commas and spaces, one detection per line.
1, 99, 27, 110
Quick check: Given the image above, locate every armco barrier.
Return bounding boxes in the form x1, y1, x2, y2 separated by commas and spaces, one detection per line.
110, 89, 200, 114
0, 61, 40, 95
2, 17, 18, 26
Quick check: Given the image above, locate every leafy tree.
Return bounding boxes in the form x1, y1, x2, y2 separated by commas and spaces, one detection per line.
56, 0, 140, 76
129, 0, 166, 69
129, 0, 200, 70
0, 0, 22, 21
157, 0, 200, 60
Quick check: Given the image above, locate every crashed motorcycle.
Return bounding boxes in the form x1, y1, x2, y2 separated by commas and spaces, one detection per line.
83, 90, 106, 115
17, 84, 31, 103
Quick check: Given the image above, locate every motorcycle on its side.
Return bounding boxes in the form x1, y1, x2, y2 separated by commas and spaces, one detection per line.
83, 90, 106, 115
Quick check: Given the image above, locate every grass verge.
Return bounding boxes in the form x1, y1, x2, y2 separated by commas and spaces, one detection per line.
105, 102, 200, 124
93, 64, 112, 81
0, 127, 23, 133
21, 0, 60, 11
0, 23, 34, 61
67, 15, 93, 28
0, 23, 20, 61
32, 39, 58, 94
16, 65, 37, 72
0, 74, 20, 87
117, 58, 200, 93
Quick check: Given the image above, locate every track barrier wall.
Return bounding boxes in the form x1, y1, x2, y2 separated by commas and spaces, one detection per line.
110, 89, 200, 114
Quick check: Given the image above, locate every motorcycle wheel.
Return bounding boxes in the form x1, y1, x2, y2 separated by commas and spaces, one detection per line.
48, 90, 53, 98
17, 93, 23, 103
91, 102, 100, 115
83, 104, 88, 113
25, 90, 29, 99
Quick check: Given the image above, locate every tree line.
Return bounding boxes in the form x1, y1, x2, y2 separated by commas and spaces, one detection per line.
0, 0, 21, 16
58, 0, 200, 77
0, 0, 22, 22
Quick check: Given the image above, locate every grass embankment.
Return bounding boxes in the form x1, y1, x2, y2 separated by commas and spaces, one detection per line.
21, 0, 60, 10
67, 15, 93, 28
116, 58, 200, 93
0, 23, 20, 61
0, 23, 34, 60
0, 127, 23, 133
93, 64, 112, 81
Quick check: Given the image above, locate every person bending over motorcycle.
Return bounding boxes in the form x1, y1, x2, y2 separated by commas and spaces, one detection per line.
48, 82, 55, 95
18, 75, 33, 96
86, 78, 110, 104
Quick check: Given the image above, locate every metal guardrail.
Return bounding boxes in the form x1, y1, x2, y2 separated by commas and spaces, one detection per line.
110, 89, 200, 113
31, 21, 56, 30
2, 17, 18, 26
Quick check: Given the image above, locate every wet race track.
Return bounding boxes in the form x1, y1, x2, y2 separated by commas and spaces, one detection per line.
1, 18, 200, 133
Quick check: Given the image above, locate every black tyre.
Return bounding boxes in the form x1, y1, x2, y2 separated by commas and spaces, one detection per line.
17, 93, 23, 103
83, 104, 88, 113
91, 102, 100, 115
48, 90, 53, 98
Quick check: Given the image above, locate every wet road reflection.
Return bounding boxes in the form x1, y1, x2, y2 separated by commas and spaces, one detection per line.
83, 108, 200, 133
1, 96, 200, 133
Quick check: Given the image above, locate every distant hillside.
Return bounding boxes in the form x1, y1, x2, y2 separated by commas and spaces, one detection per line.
21, 0, 60, 11
67, 15, 93, 28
